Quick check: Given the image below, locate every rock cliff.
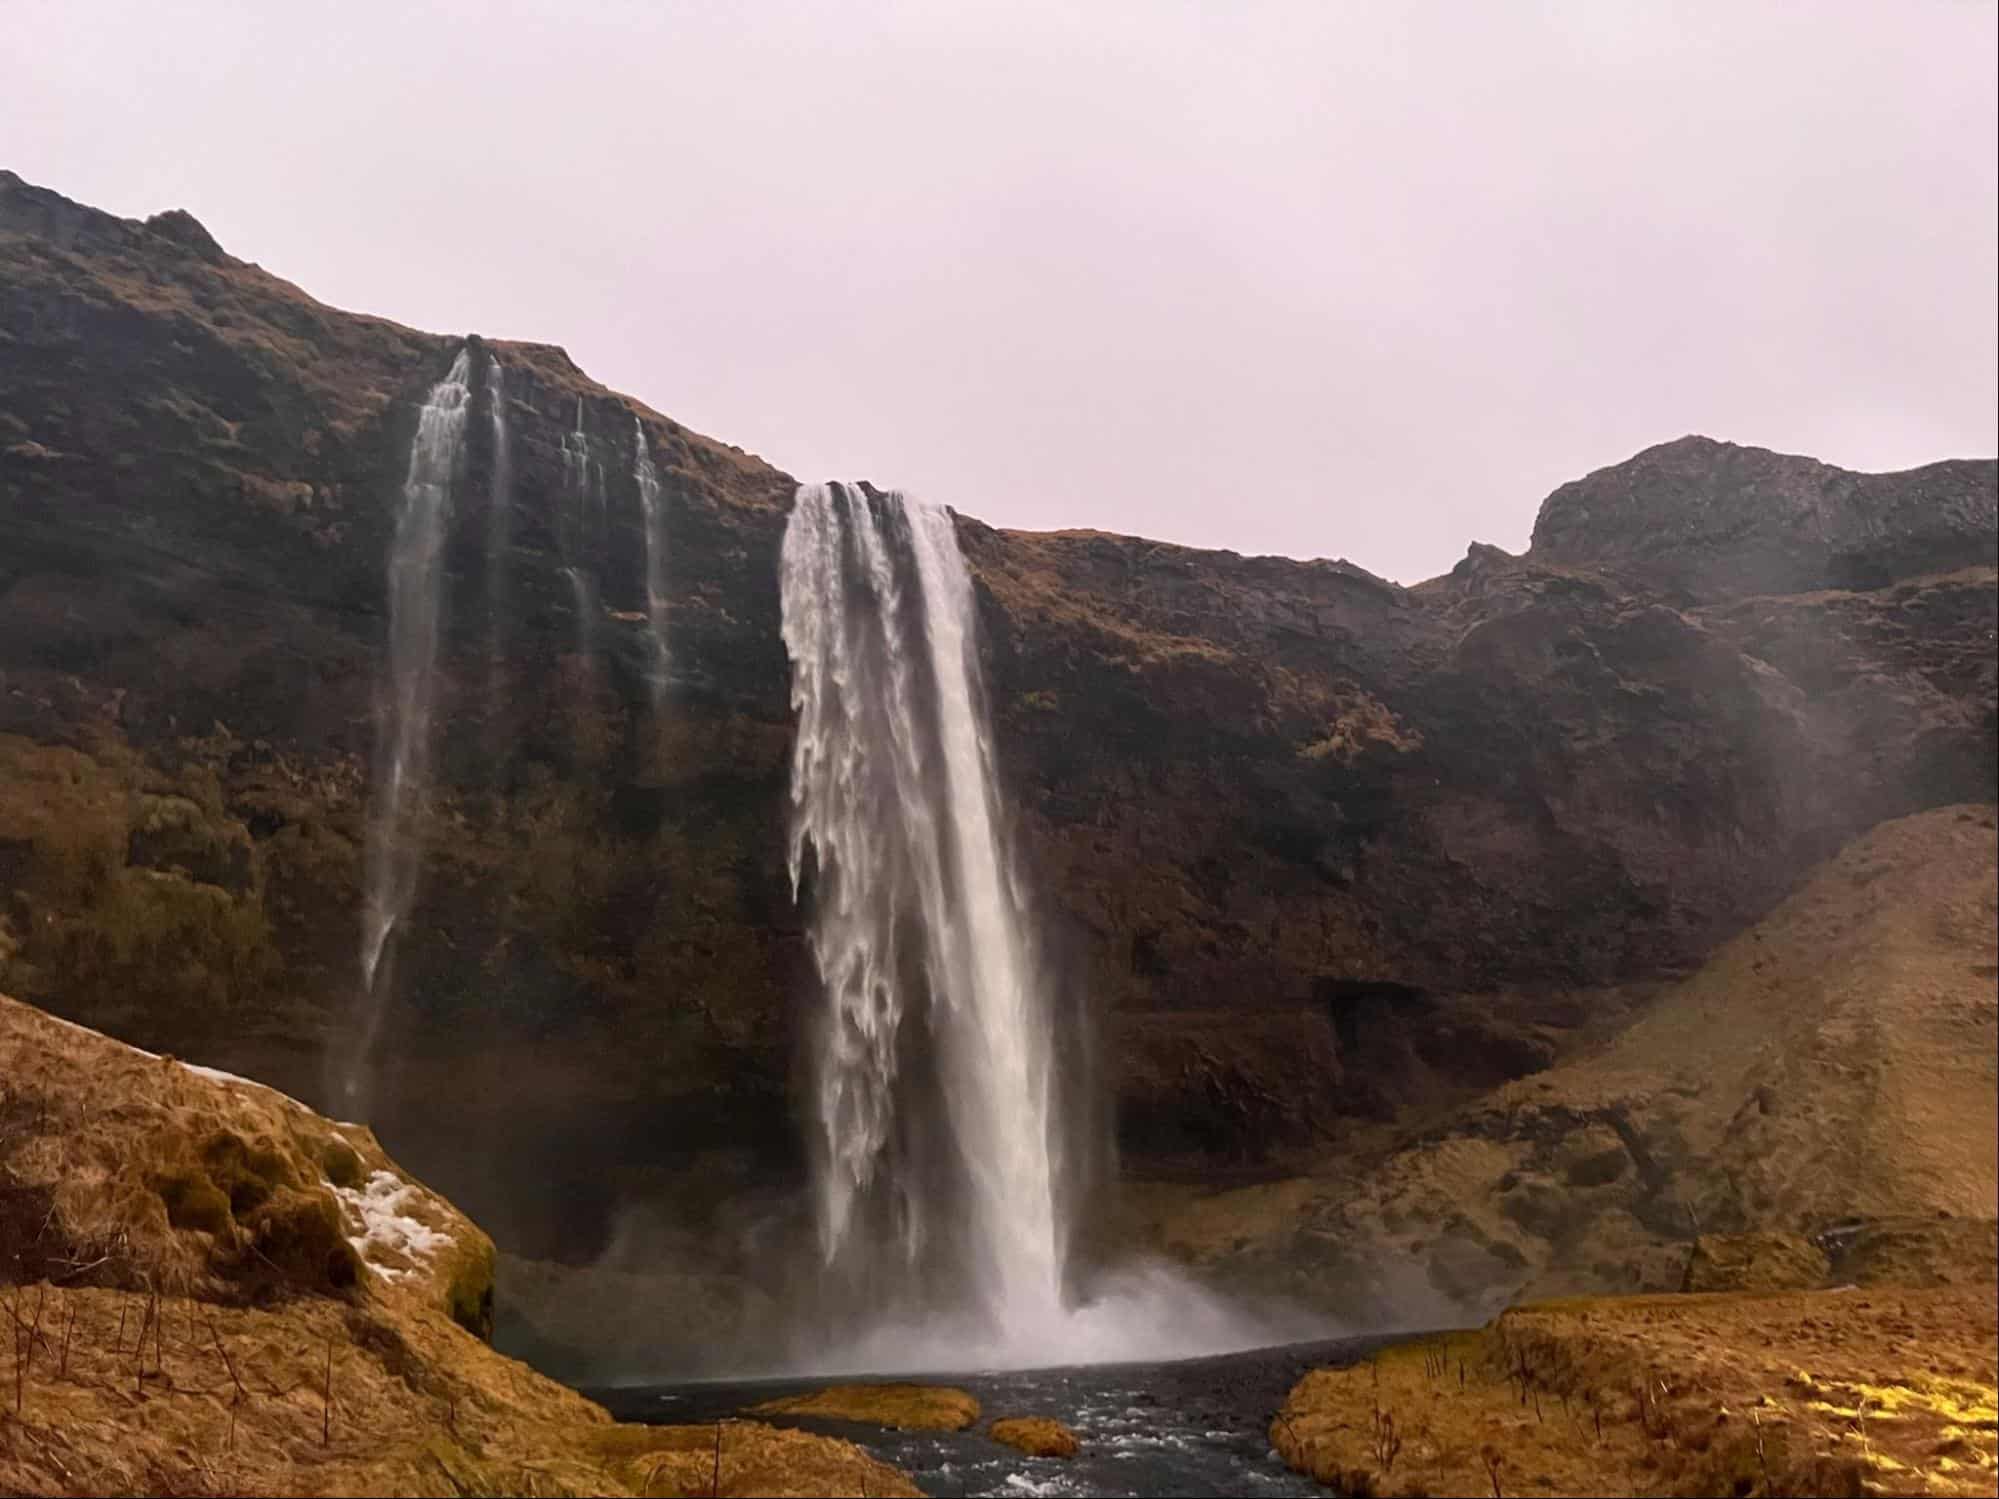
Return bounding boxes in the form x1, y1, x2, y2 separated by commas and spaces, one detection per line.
2, 170, 1994, 1295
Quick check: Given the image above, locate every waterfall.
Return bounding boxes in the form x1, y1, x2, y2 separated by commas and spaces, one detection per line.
561, 564, 598, 674
780, 481, 1063, 1343
560, 396, 592, 498
350, 347, 472, 1105
484, 358, 512, 694
633, 420, 669, 706
559, 398, 599, 665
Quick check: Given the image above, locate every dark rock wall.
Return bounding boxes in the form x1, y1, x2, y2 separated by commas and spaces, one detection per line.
3, 170, 1994, 1261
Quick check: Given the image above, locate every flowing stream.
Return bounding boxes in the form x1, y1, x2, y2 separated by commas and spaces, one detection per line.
598, 1336, 1389, 1498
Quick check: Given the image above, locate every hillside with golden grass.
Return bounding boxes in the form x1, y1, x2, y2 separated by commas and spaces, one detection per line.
1273, 1285, 1997, 1496
1147, 803, 1999, 1316
0, 993, 915, 1497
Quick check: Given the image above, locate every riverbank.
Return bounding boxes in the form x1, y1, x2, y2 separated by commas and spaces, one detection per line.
598, 1335, 1396, 1497
1274, 1285, 1998, 1497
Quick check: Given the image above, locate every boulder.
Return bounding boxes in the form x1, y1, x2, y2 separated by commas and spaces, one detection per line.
989, 1415, 1081, 1458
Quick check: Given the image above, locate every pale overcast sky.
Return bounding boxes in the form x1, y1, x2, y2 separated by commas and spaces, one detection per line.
7, 1, 1994, 581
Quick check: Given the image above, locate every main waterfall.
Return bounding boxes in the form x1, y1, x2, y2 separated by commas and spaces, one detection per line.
348, 347, 473, 1106
779, 481, 1277, 1371
781, 482, 1064, 1344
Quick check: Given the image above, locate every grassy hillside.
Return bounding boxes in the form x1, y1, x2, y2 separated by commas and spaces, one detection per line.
0, 992, 914, 1497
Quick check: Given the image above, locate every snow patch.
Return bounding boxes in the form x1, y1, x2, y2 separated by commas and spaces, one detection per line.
334, 1169, 452, 1279
181, 1061, 273, 1094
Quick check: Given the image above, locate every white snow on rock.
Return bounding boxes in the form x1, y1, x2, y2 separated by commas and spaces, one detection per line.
180, 1060, 280, 1096
334, 1169, 453, 1280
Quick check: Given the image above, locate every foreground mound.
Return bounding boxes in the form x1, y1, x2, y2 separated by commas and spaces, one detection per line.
0, 993, 915, 1497
1274, 1286, 1998, 1497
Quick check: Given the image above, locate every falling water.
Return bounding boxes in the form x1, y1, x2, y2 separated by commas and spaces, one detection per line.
561, 564, 599, 667
632, 420, 669, 706
350, 347, 473, 1104
559, 398, 600, 665
484, 358, 512, 694
780, 481, 1063, 1343
561, 397, 608, 549
560, 396, 592, 497
778, 482, 1281, 1371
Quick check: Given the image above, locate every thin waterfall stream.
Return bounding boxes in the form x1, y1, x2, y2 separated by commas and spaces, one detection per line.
633, 419, 669, 705
483, 357, 512, 695
349, 346, 474, 1106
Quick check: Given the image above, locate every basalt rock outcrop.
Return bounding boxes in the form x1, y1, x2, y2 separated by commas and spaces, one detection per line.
2, 170, 1994, 1288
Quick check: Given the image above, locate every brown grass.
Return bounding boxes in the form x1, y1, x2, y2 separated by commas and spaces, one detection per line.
1272, 1287, 1998, 1497
1145, 805, 1999, 1318
0, 992, 916, 1497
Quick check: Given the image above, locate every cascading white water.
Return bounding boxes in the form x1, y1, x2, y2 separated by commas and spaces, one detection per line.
632, 420, 669, 706
350, 347, 473, 1104
559, 398, 600, 665
483, 358, 512, 691
781, 481, 1063, 1342
778, 481, 1283, 1372
560, 396, 592, 498
561, 564, 599, 669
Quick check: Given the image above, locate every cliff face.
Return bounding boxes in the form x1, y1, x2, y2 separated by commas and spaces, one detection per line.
3, 170, 1994, 1267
